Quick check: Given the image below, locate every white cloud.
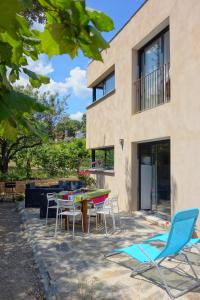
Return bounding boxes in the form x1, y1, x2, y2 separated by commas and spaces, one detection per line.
15, 56, 90, 102
14, 55, 54, 87
70, 111, 83, 121
38, 66, 90, 98
66, 67, 89, 98
26, 56, 54, 76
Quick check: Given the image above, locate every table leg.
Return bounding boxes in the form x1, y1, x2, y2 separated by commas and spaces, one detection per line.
64, 216, 67, 230
81, 201, 88, 233
64, 212, 69, 230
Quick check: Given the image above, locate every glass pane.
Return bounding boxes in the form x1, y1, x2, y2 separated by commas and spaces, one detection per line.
92, 148, 114, 170
164, 31, 170, 64
95, 87, 104, 101
105, 149, 114, 169
93, 73, 115, 102
144, 39, 161, 75
141, 38, 162, 109
105, 74, 115, 94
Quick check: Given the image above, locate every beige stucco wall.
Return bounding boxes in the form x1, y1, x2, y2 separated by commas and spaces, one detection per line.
86, 0, 200, 217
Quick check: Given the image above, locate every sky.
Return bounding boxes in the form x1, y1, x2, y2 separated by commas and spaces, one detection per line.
18, 0, 145, 121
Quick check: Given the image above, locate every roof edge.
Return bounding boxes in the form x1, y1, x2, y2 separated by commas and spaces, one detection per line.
109, 0, 148, 44
88, 0, 149, 66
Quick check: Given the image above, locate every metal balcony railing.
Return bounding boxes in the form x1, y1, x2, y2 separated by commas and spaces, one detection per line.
135, 63, 170, 112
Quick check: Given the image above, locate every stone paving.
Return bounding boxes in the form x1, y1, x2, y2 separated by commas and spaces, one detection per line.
18, 203, 200, 300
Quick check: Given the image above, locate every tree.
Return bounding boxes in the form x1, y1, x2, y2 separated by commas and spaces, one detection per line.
33, 142, 70, 177
31, 139, 90, 177
55, 117, 81, 139
0, 135, 42, 174
65, 138, 89, 172
0, 86, 69, 175
0, 0, 114, 138
81, 113, 86, 137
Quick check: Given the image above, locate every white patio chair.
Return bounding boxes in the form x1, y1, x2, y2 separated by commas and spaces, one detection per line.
87, 202, 99, 234
88, 194, 120, 236
46, 193, 58, 225
55, 197, 83, 239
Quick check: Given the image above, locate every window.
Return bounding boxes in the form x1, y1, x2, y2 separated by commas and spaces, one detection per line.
91, 147, 114, 170
135, 28, 170, 112
93, 72, 115, 102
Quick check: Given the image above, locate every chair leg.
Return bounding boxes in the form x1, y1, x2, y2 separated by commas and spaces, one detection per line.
131, 263, 155, 277
112, 213, 116, 231
118, 210, 121, 229
96, 215, 98, 230
182, 252, 199, 279
67, 216, 69, 230
60, 210, 63, 228
46, 201, 49, 225
153, 261, 175, 300
82, 214, 84, 233
88, 213, 90, 234
104, 213, 108, 236
54, 208, 59, 236
72, 215, 75, 239
152, 257, 200, 300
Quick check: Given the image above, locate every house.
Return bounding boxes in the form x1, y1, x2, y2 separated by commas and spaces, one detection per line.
86, 0, 200, 217
75, 130, 84, 139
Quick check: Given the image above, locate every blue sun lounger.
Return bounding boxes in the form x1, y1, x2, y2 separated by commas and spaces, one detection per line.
106, 208, 200, 299
145, 231, 200, 252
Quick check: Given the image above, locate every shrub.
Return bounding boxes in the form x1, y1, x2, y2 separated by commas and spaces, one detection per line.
78, 170, 96, 188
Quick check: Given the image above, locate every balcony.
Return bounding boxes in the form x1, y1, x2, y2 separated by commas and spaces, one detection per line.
135, 63, 170, 112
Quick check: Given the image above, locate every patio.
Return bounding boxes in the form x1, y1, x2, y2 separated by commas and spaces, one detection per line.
18, 203, 200, 300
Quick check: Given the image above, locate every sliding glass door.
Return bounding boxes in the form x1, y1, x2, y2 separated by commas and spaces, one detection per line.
139, 140, 170, 216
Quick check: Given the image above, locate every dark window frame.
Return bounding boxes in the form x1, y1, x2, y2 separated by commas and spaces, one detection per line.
92, 72, 115, 102
135, 26, 170, 112
138, 26, 170, 76
91, 147, 114, 170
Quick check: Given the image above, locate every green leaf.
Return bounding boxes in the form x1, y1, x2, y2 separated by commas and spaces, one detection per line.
16, 14, 32, 36
0, 64, 12, 90
23, 68, 50, 87
0, 0, 21, 30
39, 25, 78, 58
0, 31, 23, 64
0, 42, 12, 65
9, 69, 19, 83
0, 89, 48, 139
80, 44, 102, 61
19, 56, 28, 66
87, 9, 114, 32
89, 26, 109, 49
21, 35, 41, 45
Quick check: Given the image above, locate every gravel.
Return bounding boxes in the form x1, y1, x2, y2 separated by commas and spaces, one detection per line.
0, 202, 45, 300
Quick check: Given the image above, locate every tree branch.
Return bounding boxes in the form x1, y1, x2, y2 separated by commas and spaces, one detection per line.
8, 140, 42, 160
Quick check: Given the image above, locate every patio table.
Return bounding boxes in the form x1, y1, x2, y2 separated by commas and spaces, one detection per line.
58, 189, 110, 232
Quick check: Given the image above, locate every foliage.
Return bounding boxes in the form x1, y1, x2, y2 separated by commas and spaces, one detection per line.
55, 116, 81, 139
77, 170, 96, 187
0, 86, 68, 175
0, 134, 44, 175
64, 138, 90, 172
0, 0, 114, 138
22, 0, 45, 25
34, 142, 70, 177
0, 86, 88, 177
0, 137, 91, 180
81, 113, 86, 137
15, 138, 90, 178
